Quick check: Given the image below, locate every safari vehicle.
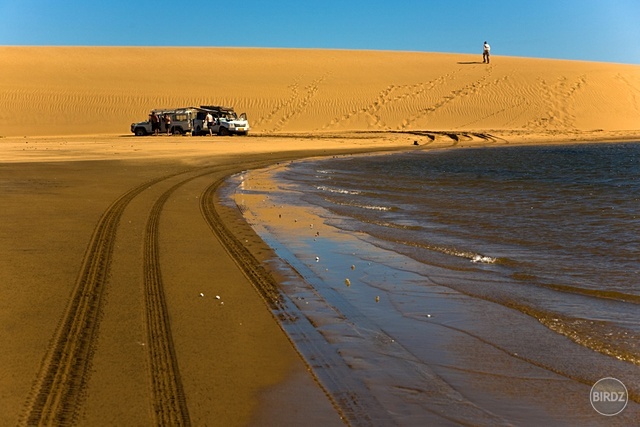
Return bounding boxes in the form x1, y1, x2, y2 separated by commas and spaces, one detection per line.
193, 105, 250, 136
131, 107, 196, 136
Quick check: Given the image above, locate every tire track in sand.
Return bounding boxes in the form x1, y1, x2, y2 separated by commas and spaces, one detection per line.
200, 177, 386, 426
142, 170, 220, 426
20, 168, 217, 426
20, 171, 186, 426
200, 177, 285, 311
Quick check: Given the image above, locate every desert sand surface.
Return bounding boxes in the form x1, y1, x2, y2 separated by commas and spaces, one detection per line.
1, 46, 639, 139
1, 47, 639, 426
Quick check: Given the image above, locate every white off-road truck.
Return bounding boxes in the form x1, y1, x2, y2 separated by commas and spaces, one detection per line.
193, 105, 250, 136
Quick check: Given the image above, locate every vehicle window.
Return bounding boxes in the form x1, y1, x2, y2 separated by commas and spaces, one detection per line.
175, 114, 188, 121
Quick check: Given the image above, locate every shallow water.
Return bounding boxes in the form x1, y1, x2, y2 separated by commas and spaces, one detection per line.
226, 142, 640, 425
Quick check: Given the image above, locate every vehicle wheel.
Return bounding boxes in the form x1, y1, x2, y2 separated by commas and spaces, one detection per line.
134, 128, 146, 136
173, 128, 183, 135
218, 127, 230, 136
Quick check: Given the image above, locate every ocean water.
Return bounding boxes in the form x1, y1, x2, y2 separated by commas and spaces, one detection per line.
228, 142, 640, 425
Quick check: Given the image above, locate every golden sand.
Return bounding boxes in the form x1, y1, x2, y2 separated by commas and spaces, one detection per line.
0, 47, 639, 425
1, 46, 639, 139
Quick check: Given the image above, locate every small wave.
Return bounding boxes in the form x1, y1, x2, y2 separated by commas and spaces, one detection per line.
357, 204, 392, 211
442, 249, 496, 264
392, 238, 498, 264
330, 199, 393, 211
366, 220, 422, 231
316, 185, 360, 195
538, 315, 640, 367
471, 254, 497, 264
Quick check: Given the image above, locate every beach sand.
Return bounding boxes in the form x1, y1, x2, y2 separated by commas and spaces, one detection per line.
1, 47, 639, 425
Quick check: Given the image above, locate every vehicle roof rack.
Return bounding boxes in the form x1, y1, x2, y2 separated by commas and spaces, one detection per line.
199, 105, 234, 111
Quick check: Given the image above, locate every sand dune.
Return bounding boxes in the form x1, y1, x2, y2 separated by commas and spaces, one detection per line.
1, 46, 639, 138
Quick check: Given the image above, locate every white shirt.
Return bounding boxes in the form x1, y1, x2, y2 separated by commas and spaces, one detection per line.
484, 43, 490, 52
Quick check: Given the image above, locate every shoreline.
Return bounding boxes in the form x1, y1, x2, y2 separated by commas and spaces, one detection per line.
2, 128, 640, 164
226, 141, 640, 424
1, 134, 638, 425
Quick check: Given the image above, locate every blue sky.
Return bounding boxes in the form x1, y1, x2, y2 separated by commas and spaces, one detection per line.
1, 0, 639, 64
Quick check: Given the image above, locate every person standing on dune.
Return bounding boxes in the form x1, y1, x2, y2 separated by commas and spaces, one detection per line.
483, 41, 491, 63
